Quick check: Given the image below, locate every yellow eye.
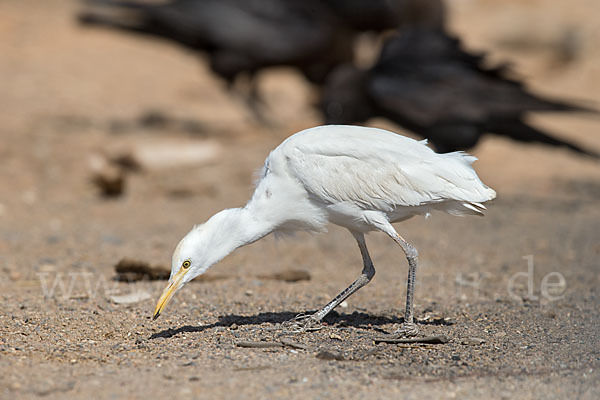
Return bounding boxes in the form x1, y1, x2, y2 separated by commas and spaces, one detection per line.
182, 260, 191, 269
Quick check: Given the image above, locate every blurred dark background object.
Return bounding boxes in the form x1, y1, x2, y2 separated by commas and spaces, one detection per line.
322, 0, 446, 32
77, 0, 447, 123
321, 28, 599, 157
78, 0, 354, 122
77, 0, 598, 157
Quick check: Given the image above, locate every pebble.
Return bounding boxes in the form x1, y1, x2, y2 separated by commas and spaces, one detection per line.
91, 163, 125, 197
461, 337, 486, 346
316, 350, 345, 361
257, 270, 311, 282
109, 291, 151, 304
9, 271, 21, 281
130, 140, 221, 170
21, 190, 37, 205
39, 263, 57, 273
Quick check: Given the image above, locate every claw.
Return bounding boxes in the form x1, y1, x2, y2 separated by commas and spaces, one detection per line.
389, 322, 419, 338
281, 313, 323, 333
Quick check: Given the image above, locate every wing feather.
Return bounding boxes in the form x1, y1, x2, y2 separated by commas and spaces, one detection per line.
282, 127, 495, 211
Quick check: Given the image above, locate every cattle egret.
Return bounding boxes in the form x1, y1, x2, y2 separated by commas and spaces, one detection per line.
153, 125, 496, 336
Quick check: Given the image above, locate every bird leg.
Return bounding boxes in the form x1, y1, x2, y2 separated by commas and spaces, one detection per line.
388, 232, 420, 337
282, 232, 375, 333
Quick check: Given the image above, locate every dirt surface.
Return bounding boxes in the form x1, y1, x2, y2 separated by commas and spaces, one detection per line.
1, 1, 599, 399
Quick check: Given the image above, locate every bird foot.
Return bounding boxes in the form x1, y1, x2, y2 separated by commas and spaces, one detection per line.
388, 322, 419, 338
281, 313, 324, 333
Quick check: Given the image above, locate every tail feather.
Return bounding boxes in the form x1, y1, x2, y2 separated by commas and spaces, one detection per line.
432, 200, 494, 217
471, 202, 486, 210
462, 202, 484, 214
525, 94, 599, 115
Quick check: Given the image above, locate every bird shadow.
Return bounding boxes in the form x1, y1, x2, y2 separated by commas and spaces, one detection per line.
149, 310, 453, 340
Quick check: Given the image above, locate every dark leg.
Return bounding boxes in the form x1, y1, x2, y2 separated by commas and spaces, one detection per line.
282, 231, 375, 333
229, 73, 278, 128
246, 80, 275, 127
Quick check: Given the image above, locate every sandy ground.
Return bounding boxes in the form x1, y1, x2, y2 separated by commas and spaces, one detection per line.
0, 0, 599, 399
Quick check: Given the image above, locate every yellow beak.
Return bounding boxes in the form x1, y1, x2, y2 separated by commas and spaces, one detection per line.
153, 267, 188, 320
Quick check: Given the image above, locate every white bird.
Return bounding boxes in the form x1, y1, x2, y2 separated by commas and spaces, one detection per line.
153, 125, 496, 336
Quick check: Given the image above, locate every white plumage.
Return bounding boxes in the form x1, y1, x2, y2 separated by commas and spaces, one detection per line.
153, 125, 496, 336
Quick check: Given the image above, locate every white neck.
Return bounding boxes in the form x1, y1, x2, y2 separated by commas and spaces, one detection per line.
192, 207, 275, 271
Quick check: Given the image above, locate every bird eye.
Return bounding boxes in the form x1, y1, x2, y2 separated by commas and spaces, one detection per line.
182, 260, 191, 269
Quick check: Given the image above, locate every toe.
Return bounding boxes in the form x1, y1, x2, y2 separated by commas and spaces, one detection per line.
392, 323, 419, 338
281, 314, 323, 333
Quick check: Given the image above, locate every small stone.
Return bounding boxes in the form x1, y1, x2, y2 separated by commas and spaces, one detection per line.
179, 387, 192, 395
257, 269, 311, 282
316, 350, 345, 361
92, 165, 125, 197
109, 290, 151, 304
39, 263, 57, 272
132, 140, 221, 170
114, 258, 170, 281
461, 337, 486, 346
21, 190, 37, 205
9, 271, 21, 281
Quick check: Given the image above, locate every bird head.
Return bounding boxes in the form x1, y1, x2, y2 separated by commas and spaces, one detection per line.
152, 209, 256, 320
152, 227, 206, 320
